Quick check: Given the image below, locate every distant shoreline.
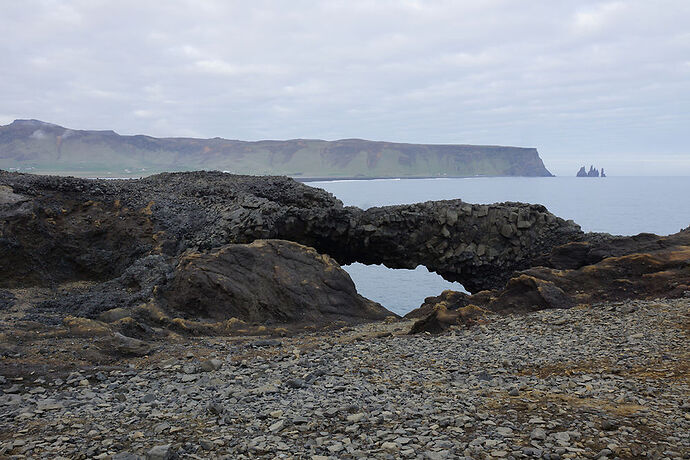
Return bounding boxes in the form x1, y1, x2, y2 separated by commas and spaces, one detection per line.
297, 174, 556, 183
1, 169, 556, 181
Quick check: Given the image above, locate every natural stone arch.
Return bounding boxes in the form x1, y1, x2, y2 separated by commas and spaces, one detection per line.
0, 171, 583, 293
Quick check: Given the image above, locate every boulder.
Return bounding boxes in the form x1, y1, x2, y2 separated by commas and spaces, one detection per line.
97, 332, 153, 357
163, 239, 393, 324
488, 274, 574, 311
409, 304, 489, 334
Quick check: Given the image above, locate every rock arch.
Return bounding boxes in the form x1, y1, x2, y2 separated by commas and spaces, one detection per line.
0, 171, 583, 292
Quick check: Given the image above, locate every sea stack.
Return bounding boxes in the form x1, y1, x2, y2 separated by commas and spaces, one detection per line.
576, 165, 602, 177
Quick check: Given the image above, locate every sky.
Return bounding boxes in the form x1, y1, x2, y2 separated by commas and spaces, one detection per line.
1, 0, 689, 176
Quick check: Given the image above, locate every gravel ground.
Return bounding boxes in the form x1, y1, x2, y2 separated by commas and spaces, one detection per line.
1, 298, 688, 459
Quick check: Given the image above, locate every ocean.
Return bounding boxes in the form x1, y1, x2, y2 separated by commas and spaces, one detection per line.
310, 176, 690, 315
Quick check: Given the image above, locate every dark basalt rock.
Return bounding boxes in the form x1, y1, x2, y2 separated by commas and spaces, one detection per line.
576, 165, 602, 177
163, 239, 391, 324
0, 289, 16, 310
0, 170, 583, 293
408, 304, 489, 334
29, 239, 393, 330
34, 255, 174, 322
408, 228, 690, 332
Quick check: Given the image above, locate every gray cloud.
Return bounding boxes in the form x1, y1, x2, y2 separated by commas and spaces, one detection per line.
1, 0, 689, 174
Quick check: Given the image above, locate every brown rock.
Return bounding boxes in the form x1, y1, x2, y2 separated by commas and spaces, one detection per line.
97, 332, 152, 357
409, 304, 489, 334
63, 316, 111, 336
98, 307, 131, 323
164, 239, 393, 325
413, 229, 690, 325
489, 274, 574, 312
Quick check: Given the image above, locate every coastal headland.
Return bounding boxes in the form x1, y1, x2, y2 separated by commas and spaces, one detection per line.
0, 119, 553, 179
1, 170, 688, 458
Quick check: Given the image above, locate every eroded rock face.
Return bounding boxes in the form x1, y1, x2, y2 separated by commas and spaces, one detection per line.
26, 239, 392, 331
35, 255, 174, 323
164, 239, 391, 324
0, 170, 582, 292
408, 228, 690, 332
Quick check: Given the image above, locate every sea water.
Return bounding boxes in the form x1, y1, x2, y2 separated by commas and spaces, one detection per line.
310, 176, 690, 315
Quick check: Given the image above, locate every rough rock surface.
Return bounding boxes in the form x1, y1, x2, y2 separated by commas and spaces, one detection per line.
408, 228, 690, 332
408, 304, 489, 334
0, 298, 687, 458
33, 255, 174, 325
576, 165, 602, 177
0, 290, 15, 310
164, 239, 391, 324
20, 240, 392, 332
0, 170, 582, 293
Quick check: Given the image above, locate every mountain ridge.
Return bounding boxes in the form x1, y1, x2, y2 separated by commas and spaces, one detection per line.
0, 119, 553, 178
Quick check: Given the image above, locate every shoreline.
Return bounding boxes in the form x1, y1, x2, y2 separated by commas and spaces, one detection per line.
297, 174, 555, 183
1, 168, 555, 182
1, 169, 689, 458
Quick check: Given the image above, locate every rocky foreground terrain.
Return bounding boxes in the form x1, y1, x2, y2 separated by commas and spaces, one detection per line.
1, 171, 689, 459
1, 298, 688, 459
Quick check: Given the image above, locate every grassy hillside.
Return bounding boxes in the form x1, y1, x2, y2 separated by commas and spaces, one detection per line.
0, 120, 553, 178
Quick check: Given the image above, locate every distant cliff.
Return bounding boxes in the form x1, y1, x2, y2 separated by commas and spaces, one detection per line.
0, 119, 553, 178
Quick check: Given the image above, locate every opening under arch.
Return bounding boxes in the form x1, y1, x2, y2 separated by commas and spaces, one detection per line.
342, 263, 467, 316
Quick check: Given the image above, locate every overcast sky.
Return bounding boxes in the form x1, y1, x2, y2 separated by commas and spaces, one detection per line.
2, 1, 689, 175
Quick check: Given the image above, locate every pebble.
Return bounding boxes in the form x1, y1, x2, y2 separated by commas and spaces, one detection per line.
0, 298, 688, 458
199, 358, 223, 372
145, 444, 173, 460
531, 427, 546, 440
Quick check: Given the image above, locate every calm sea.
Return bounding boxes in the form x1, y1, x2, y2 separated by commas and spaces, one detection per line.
310, 176, 690, 315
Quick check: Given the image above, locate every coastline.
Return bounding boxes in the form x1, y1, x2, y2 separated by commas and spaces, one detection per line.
298, 174, 555, 183
1, 169, 555, 182
1, 169, 688, 458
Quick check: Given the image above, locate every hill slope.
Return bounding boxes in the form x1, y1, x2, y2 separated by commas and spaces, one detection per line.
0, 119, 553, 178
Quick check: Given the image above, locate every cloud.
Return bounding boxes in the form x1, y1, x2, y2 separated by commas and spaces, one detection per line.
0, 0, 689, 174
572, 1, 626, 35
133, 110, 154, 118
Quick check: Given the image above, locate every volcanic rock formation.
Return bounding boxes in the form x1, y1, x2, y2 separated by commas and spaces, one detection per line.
407, 228, 690, 332
163, 239, 390, 324
34, 238, 391, 333
1, 170, 686, 338
577, 165, 602, 177
0, 170, 582, 294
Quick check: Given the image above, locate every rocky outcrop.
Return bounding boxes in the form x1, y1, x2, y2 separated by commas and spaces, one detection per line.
29, 239, 392, 329
408, 228, 690, 332
576, 165, 601, 177
0, 170, 582, 294
163, 240, 391, 324
408, 304, 489, 334
0, 289, 15, 310
2, 169, 687, 341
34, 255, 174, 324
